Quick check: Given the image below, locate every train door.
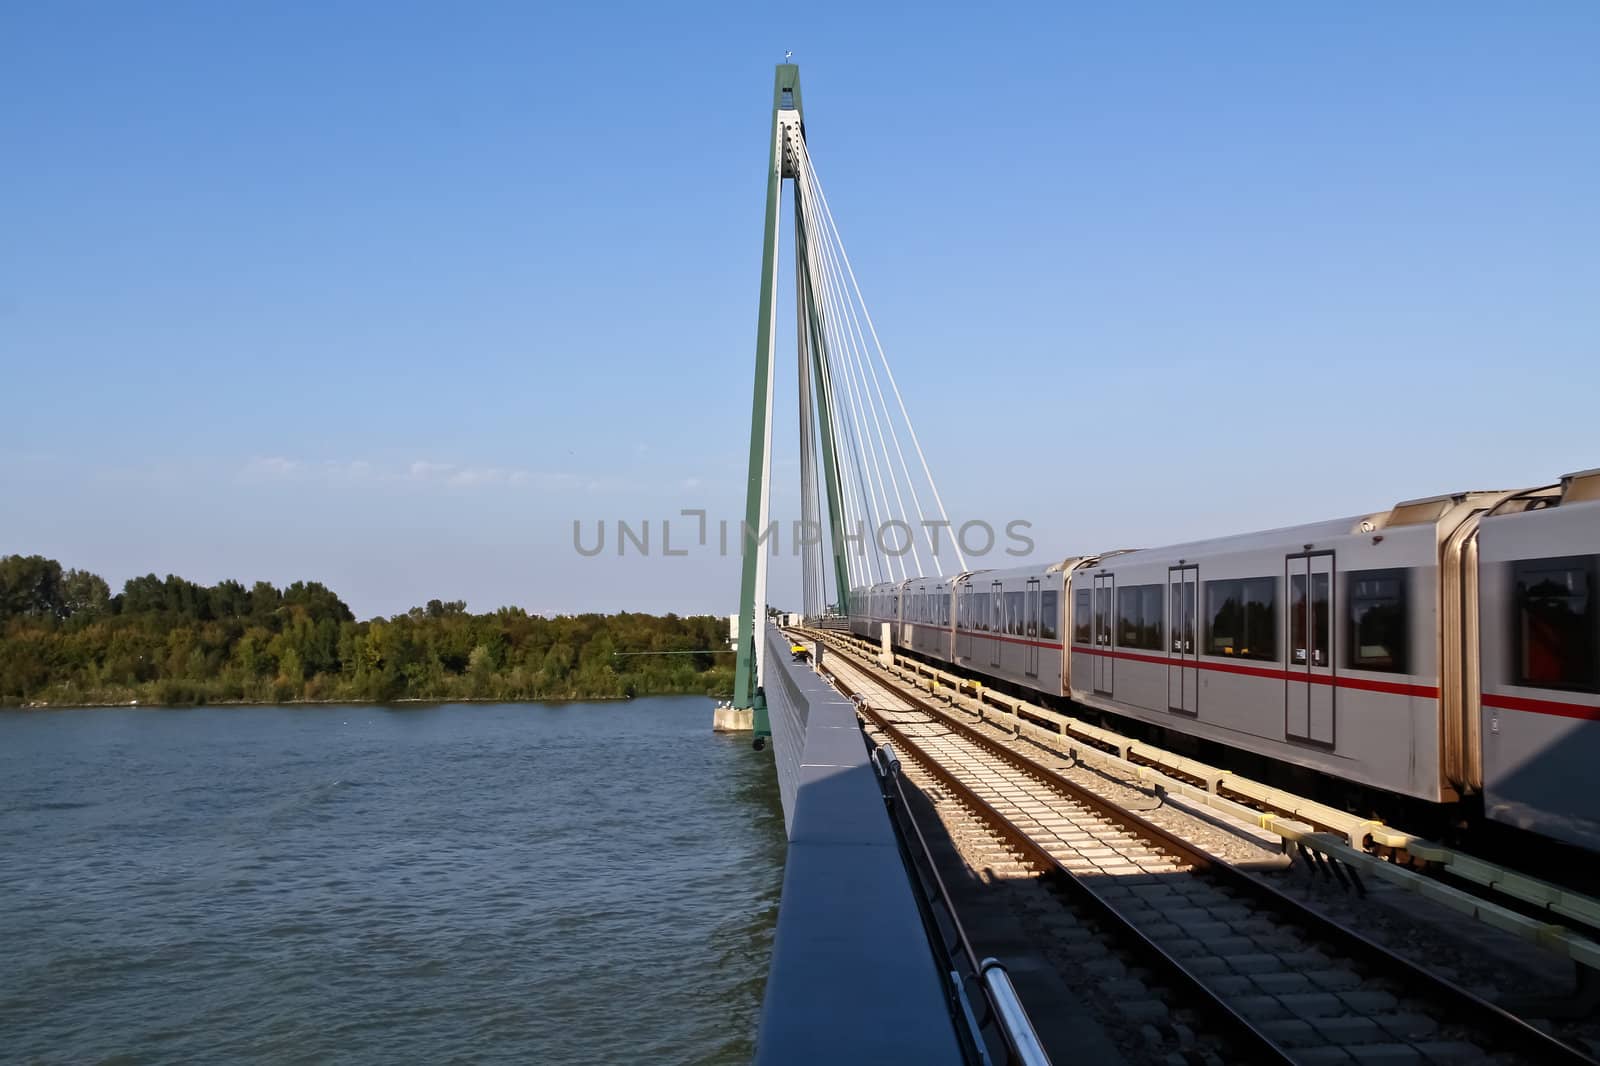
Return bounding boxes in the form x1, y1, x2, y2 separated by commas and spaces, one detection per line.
1092, 573, 1114, 696
1025, 578, 1041, 678
989, 580, 1003, 667
1286, 553, 1335, 746
919, 585, 930, 652
939, 584, 953, 660
958, 584, 973, 660
1168, 566, 1198, 716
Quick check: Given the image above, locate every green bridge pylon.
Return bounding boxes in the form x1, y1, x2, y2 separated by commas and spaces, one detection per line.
731, 63, 853, 737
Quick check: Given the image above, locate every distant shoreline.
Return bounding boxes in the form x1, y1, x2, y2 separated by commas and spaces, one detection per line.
7, 692, 732, 711
0, 554, 736, 710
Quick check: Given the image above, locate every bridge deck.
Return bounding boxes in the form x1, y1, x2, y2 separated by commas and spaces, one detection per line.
755, 627, 963, 1065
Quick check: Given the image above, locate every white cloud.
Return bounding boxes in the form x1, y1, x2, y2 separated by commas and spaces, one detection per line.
240, 456, 611, 493
243, 456, 302, 478
448, 466, 517, 486
408, 460, 457, 481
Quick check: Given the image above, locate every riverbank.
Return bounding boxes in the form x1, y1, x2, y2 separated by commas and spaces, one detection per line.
8, 692, 725, 710
1, 555, 736, 708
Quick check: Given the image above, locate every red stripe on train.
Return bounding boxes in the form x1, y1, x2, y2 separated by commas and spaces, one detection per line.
860, 620, 1598, 719
1073, 646, 1441, 699
1482, 692, 1600, 721
887, 622, 1064, 651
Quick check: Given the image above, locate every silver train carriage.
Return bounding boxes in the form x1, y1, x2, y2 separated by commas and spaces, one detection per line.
846, 469, 1600, 851
1477, 470, 1600, 850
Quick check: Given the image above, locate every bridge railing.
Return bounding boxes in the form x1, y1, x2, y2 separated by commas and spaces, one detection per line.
870, 737, 1052, 1066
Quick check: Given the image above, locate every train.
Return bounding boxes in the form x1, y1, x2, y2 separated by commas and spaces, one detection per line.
848, 469, 1600, 852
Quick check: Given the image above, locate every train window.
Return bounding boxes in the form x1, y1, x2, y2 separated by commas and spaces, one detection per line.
1074, 589, 1091, 643
1204, 577, 1277, 661
1116, 584, 1164, 651
1513, 556, 1598, 692
1006, 591, 1025, 636
1347, 569, 1408, 673
1040, 590, 1059, 640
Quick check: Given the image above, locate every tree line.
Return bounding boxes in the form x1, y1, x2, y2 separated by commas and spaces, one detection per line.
0, 554, 733, 707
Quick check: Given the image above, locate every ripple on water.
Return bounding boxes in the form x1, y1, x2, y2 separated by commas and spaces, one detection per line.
0, 698, 785, 1065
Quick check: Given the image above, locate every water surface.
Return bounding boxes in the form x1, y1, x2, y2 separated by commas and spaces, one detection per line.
0, 698, 784, 1064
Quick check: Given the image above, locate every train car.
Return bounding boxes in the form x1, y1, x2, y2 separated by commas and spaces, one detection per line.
849, 581, 904, 645
949, 562, 1068, 697
902, 575, 955, 661
1063, 493, 1524, 805
847, 583, 874, 639
1477, 469, 1600, 850
836, 471, 1599, 851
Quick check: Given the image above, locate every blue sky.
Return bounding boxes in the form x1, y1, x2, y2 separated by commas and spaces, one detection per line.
3, 3, 1596, 617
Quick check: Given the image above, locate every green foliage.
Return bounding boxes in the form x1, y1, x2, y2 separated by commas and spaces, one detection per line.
0, 555, 733, 707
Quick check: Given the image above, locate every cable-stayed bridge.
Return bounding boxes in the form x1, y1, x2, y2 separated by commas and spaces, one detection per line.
735, 63, 1600, 1066
728, 63, 963, 739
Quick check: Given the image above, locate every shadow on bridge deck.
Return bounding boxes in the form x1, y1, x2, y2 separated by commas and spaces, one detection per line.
755, 628, 965, 1065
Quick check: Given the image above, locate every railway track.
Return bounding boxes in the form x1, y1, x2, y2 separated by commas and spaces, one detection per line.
815, 628, 1600, 963
818, 650, 1596, 1066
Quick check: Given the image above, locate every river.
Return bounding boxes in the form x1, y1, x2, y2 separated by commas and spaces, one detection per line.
0, 698, 785, 1064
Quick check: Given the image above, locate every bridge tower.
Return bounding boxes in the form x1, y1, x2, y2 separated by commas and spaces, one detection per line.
727, 63, 964, 738
730, 64, 850, 737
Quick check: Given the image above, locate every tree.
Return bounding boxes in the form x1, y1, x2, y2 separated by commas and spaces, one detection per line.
0, 555, 734, 705
0, 555, 64, 620
60, 569, 110, 619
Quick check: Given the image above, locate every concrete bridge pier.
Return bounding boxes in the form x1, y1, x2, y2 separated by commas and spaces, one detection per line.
713, 702, 754, 732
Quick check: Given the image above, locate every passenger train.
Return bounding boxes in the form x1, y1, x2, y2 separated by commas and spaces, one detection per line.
849, 469, 1600, 852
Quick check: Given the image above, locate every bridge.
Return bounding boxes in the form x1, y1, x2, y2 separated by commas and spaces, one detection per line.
726, 64, 1600, 1066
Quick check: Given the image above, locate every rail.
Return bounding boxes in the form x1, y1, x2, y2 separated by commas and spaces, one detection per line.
805, 626, 1600, 975
856, 683, 1293, 1062
869, 734, 1053, 1066
977, 960, 1051, 1066
825, 647, 1596, 1065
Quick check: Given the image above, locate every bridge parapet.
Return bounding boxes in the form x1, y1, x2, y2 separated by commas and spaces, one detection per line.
755, 627, 963, 1064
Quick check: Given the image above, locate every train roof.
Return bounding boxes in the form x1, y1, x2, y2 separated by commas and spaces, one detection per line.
1093, 515, 1361, 566
1088, 489, 1536, 567
849, 478, 1597, 595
